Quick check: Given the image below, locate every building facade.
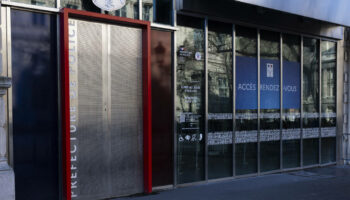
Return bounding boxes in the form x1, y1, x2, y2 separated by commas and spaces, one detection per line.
0, 0, 349, 199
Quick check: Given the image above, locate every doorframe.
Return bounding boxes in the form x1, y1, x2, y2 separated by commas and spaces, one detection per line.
61, 8, 152, 200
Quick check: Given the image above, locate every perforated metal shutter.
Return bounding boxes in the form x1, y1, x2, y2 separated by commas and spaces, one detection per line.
76, 20, 110, 200
71, 19, 144, 199
109, 25, 143, 196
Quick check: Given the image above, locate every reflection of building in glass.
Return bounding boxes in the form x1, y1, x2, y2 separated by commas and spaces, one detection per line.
143, 0, 153, 21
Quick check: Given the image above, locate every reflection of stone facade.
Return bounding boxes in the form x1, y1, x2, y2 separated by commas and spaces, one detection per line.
0, 7, 14, 200
12, 0, 55, 7
343, 28, 350, 164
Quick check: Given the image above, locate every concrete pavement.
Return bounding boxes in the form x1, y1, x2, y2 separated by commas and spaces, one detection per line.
115, 165, 350, 200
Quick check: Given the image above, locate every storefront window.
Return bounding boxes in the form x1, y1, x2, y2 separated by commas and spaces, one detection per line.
207, 21, 233, 179
260, 30, 280, 172
11, 0, 55, 7
321, 41, 336, 163
282, 34, 301, 169
303, 38, 320, 166
235, 26, 258, 175
62, 0, 100, 12
176, 15, 205, 184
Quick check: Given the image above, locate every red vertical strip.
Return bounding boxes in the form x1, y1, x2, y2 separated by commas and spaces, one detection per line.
143, 23, 153, 193
61, 9, 72, 200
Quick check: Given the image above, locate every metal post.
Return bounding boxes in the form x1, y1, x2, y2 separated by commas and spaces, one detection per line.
300, 36, 304, 167
319, 39, 322, 164
257, 29, 261, 174
280, 33, 283, 169
173, 0, 177, 187
204, 17, 209, 181
232, 24, 236, 177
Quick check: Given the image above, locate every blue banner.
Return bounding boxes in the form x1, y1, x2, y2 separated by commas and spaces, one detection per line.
260, 58, 280, 109
283, 61, 300, 109
236, 56, 300, 110
236, 56, 258, 110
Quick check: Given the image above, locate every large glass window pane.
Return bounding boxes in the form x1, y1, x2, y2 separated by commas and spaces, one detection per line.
321, 41, 336, 163
62, 0, 101, 12
176, 15, 205, 184
235, 26, 258, 175
282, 34, 301, 169
12, 0, 55, 7
11, 10, 59, 200
303, 38, 320, 165
207, 21, 233, 179
260, 30, 280, 172
151, 30, 173, 186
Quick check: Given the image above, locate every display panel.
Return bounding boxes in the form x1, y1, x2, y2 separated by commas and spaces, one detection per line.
303, 38, 320, 165
321, 41, 336, 163
207, 21, 233, 179
11, 10, 59, 200
259, 30, 280, 172
176, 15, 205, 184
282, 34, 301, 169
235, 26, 258, 175
151, 30, 173, 186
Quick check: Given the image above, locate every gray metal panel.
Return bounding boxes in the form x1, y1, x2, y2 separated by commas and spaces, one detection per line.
235, 0, 350, 27
71, 19, 144, 199
75, 20, 110, 200
109, 24, 144, 196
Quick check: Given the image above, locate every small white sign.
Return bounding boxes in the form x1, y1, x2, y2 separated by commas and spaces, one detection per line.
195, 52, 201, 61
267, 63, 273, 78
92, 0, 126, 12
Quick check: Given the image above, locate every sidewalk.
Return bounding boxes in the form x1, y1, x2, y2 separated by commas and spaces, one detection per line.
116, 165, 350, 200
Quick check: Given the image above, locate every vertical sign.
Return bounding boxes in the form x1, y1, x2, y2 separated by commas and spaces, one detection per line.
68, 19, 79, 199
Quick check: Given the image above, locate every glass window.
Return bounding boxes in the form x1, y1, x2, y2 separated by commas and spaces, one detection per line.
62, 0, 101, 12
260, 30, 280, 172
142, 1, 153, 21
106, 0, 139, 19
11, 0, 55, 7
282, 34, 301, 169
207, 21, 233, 179
141, 0, 172, 25
321, 41, 336, 163
11, 10, 59, 200
235, 26, 258, 175
303, 38, 320, 166
176, 15, 205, 184
151, 30, 173, 186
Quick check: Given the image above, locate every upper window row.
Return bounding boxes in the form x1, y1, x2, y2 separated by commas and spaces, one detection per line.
5, 0, 173, 25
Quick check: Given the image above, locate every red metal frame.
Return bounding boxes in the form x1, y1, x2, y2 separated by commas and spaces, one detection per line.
61, 8, 152, 200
